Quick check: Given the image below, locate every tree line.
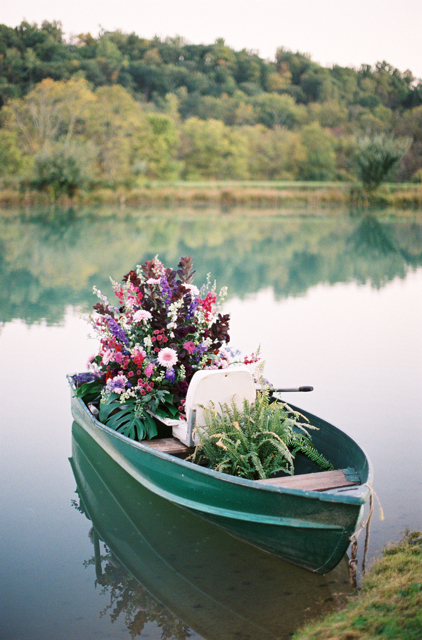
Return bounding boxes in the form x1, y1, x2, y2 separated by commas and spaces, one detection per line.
0, 20, 421, 192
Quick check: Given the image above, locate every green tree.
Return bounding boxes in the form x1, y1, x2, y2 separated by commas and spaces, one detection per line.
244, 125, 306, 180
179, 117, 248, 179
299, 122, 336, 180
0, 129, 32, 176
354, 133, 411, 194
2, 77, 95, 153
251, 93, 307, 129
144, 113, 181, 179
308, 101, 348, 128
393, 105, 422, 180
31, 141, 94, 200
84, 84, 149, 183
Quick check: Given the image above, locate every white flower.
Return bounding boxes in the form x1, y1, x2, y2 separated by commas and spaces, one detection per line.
157, 348, 178, 368
93, 286, 109, 303
133, 309, 152, 323
144, 336, 152, 347
146, 278, 160, 285
168, 299, 183, 314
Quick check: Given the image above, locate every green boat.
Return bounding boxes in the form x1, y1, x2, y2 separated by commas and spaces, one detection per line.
70, 419, 353, 640
68, 374, 373, 574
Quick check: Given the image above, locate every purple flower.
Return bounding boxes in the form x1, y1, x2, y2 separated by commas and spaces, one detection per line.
164, 368, 176, 383
106, 374, 128, 394
160, 275, 173, 305
72, 372, 100, 386
107, 317, 129, 345
187, 298, 200, 319
195, 341, 209, 356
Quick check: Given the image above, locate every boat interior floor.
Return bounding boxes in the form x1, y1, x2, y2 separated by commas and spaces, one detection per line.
141, 437, 361, 492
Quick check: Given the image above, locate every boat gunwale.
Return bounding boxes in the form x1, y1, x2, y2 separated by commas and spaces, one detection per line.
67, 375, 373, 506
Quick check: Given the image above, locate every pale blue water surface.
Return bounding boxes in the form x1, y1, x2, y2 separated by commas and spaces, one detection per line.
1, 207, 421, 640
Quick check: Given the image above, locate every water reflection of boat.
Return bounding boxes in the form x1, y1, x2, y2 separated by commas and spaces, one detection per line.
68, 376, 373, 574
70, 420, 353, 640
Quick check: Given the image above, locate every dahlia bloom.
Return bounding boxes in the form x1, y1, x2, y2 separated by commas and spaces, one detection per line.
183, 341, 196, 354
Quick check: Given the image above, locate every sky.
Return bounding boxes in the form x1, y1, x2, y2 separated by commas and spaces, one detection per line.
2, 0, 422, 79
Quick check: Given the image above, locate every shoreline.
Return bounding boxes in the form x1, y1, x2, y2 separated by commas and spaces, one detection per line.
1, 181, 422, 211
292, 530, 422, 640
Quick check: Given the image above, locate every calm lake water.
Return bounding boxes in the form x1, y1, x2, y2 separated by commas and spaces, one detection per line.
1, 206, 421, 640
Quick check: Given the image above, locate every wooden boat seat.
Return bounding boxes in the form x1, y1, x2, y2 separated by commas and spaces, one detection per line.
141, 437, 194, 458
257, 468, 361, 492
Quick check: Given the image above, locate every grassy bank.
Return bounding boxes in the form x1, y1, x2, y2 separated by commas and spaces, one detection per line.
292, 531, 422, 640
1, 181, 422, 211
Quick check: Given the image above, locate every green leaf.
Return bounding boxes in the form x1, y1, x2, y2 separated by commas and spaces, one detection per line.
74, 378, 103, 403
99, 394, 158, 441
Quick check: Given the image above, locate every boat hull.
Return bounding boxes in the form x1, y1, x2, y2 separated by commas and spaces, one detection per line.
68, 377, 372, 573
70, 420, 353, 640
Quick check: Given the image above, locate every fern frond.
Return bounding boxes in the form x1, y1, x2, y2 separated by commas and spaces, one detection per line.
192, 391, 333, 479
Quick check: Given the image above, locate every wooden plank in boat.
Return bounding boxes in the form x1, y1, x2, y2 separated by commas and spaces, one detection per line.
141, 437, 194, 456
258, 468, 361, 492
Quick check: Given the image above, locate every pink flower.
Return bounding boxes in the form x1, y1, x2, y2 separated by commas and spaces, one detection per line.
102, 349, 114, 365
86, 354, 96, 369
183, 283, 199, 296
183, 341, 196, 354
114, 351, 124, 364
144, 363, 154, 378
157, 347, 178, 368
133, 309, 152, 323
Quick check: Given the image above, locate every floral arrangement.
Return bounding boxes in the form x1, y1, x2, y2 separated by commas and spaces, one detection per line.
72, 256, 258, 441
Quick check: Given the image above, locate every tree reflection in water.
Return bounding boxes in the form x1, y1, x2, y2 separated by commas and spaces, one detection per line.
89, 531, 190, 640
1, 208, 421, 325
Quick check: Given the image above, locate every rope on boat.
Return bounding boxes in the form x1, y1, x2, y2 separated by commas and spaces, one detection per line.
348, 483, 384, 588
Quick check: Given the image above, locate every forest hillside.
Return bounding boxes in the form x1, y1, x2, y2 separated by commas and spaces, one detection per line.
0, 20, 421, 189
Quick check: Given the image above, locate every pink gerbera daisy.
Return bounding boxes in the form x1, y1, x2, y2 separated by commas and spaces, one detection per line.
157, 347, 178, 368
133, 309, 152, 323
